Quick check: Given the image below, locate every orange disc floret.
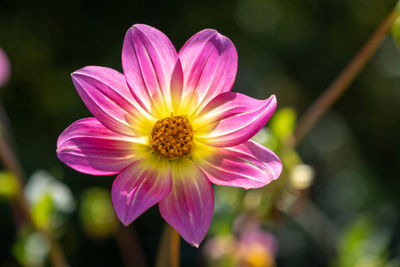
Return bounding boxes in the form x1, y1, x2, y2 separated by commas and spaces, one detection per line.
151, 115, 193, 159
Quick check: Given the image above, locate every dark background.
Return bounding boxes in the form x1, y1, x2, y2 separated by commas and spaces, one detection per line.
1, 0, 399, 266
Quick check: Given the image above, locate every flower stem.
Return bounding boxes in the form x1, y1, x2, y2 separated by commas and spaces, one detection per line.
292, 8, 398, 146
155, 224, 181, 267
170, 227, 180, 267
0, 123, 69, 267
115, 224, 148, 267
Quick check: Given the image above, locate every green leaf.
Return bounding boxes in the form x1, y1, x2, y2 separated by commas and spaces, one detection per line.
335, 215, 390, 267
32, 193, 54, 229
13, 229, 50, 266
391, 5, 400, 49
391, 16, 400, 49
80, 187, 117, 238
269, 107, 297, 140
0, 171, 18, 199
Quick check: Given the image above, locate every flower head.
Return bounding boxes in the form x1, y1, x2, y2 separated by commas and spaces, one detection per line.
57, 24, 282, 246
0, 48, 10, 87
203, 229, 277, 267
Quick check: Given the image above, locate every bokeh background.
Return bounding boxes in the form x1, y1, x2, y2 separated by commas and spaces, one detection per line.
1, 0, 400, 266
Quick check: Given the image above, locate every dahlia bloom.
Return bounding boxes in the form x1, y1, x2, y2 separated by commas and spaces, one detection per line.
57, 24, 282, 246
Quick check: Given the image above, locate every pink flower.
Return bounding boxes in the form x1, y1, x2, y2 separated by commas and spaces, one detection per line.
57, 24, 282, 246
238, 229, 277, 267
203, 229, 277, 267
0, 48, 10, 87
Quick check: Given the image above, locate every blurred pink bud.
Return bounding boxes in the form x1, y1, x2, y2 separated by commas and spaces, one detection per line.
203, 235, 236, 259
238, 229, 278, 267
0, 48, 10, 87
203, 228, 278, 267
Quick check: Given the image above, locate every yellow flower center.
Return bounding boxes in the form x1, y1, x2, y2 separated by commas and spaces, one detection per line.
151, 115, 193, 159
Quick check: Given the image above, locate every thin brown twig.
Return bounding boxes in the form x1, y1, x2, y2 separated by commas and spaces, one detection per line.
0, 134, 32, 224
277, 193, 338, 257
292, 8, 398, 147
0, 128, 69, 267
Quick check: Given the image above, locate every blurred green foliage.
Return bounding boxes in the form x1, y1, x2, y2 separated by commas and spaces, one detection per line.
0, 171, 17, 199
31, 193, 53, 229
79, 187, 117, 239
269, 108, 297, 141
1, 0, 400, 266
335, 216, 391, 267
13, 228, 50, 267
25, 170, 75, 230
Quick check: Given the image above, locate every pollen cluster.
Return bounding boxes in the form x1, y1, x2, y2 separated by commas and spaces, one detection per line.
151, 115, 193, 159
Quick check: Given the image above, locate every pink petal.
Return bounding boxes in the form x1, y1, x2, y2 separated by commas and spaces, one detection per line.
178, 29, 237, 110
196, 93, 277, 147
112, 159, 172, 225
159, 159, 214, 247
196, 140, 282, 189
72, 66, 148, 137
122, 24, 183, 114
57, 117, 139, 175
